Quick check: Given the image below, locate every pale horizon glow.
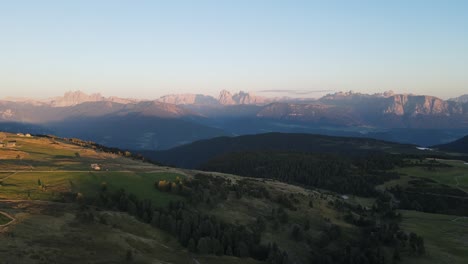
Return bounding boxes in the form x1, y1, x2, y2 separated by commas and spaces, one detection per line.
1, 0, 467, 100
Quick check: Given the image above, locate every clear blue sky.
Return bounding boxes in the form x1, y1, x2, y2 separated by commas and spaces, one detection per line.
0, 0, 467, 99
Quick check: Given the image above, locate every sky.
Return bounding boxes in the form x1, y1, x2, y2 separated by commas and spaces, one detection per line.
0, 0, 467, 99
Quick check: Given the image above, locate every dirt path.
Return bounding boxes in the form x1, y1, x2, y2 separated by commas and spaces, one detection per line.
0, 211, 16, 228
453, 175, 468, 194
0, 172, 17, 181
451, 216, 468, 222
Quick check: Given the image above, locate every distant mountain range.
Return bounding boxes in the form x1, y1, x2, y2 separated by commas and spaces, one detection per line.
449, 94, 468, 103
1, 90, 468, 149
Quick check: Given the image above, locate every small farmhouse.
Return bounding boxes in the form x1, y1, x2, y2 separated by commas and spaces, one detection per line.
90, 164, 101, 171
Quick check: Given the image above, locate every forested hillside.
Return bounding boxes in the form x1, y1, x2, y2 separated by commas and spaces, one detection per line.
147, 133, 420, 168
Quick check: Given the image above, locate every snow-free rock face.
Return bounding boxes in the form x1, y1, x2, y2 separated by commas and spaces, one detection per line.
232, 91, 268, 105
158, 94, 219, 105
383, 95, 463, 116
320, 91, 466, 117
0, 109, 14, 119
218, 90, 236, 105
449, 94, 468, 103
49, 91, 105, 107
218, 90, 269, 105
158, 90, 269, 106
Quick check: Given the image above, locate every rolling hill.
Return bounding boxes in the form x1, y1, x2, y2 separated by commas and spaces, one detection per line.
1, 132, 467, 263
433, 135, 468, 153
145, 132, 425, 168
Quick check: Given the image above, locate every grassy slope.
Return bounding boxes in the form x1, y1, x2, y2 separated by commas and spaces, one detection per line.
0, 201, 262, 264
400, 210, 468, 264
194, 172, 359, 264
375, 159, 468, 264
0, 133, 263, 264
377, 159, 468, 193
0, 134, 186, 206
2, 133, 468, 263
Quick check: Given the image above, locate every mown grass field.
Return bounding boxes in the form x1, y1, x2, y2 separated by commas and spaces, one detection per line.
400, 210, 468, 264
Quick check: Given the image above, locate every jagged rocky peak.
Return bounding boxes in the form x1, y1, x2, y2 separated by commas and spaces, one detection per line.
47, 91, 140, 107
449, 94, 468, 103
320, 90, 368, 100
0, 109, 14, 119
382, 90, 395, 97
321, 90, 395, 101
218, 90, 236, 105
218, 90, 269, 105
157, 90, 269, 106
384, 94, 463, 116
158, 94, 219, 105
49, 91, 105, 107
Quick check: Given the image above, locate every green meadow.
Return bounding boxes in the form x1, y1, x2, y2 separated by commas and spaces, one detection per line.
0, 171, 184, 206
0, 135, 186, 206
400, 210, 468, 264
401, 160, 468, 190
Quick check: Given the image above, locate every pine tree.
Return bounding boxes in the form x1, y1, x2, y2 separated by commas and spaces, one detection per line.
225, 246, 233, 256
197, 237, 212, 254
188, 238, 196, 252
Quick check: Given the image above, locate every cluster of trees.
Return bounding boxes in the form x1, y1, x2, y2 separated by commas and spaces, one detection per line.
73, 171, 428, 264
389, 184, 468, 216
171, 174, 273, 206
155, 177, 186, 193
312, 192, 426, 264
201, 151, 401, 196
78, 185, 289, 263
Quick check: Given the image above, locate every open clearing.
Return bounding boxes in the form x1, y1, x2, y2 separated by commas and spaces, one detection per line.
0, 171, 184, 206
400, 210, 468, 264
377, 159, 468, 194
397, 160, 468, 192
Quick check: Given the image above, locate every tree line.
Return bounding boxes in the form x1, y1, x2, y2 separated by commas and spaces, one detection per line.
201, 151, 402, 196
